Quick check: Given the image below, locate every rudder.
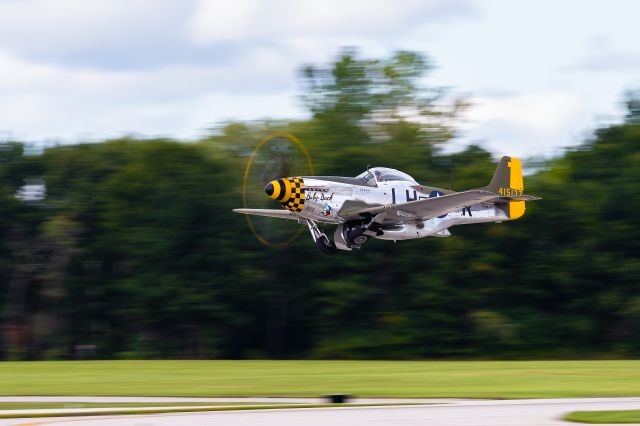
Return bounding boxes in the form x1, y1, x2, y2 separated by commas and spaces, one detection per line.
485, 156, 526, 220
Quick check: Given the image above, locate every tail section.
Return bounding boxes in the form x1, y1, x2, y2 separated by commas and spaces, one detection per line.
485, 156, 540, 220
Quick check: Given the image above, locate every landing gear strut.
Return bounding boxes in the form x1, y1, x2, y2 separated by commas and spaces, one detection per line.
305, 219, 337, 255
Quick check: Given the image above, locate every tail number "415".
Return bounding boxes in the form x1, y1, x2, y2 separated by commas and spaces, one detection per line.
498, 187, 523, 197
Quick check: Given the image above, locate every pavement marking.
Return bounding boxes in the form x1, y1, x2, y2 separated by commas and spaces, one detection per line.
9, 404, 424, 426
7, 398, 640, 426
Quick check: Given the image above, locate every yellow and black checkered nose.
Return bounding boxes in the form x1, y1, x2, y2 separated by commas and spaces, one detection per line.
265, 177, 305, 212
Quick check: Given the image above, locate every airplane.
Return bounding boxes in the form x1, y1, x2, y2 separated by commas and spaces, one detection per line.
234, 156, 541, 254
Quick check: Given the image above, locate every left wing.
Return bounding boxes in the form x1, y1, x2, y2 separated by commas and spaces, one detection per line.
349, 190, 499, 223
233, 208, 298, 220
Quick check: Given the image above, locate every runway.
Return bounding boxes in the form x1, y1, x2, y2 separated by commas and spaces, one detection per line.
2, 398, 640, 426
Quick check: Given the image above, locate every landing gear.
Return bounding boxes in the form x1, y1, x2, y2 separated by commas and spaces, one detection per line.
305, 219, 337, 255
315, 235, 337, 255
346, 227, 369, 246
341, 217, 384, 248
305, 214, 386, 253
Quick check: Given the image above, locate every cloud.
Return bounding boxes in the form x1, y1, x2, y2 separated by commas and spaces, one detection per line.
455, 92, 588, 157
577, 51, 640, 72
0, 0, 473, 71
572, 35, 640, 73
2, 0, 620, 160
188, 0, 474, 45
0, 48, 301, 141
0, 0, 226, 70
0, 0, 476, 144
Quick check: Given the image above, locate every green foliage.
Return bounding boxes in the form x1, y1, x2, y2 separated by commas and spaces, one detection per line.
1, 50, 639, 360
299, 48, 464, 178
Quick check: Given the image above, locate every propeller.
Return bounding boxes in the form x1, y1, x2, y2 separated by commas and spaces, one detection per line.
242, 132, 315, 247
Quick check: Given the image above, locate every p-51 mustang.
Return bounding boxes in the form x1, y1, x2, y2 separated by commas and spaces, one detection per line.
234, 156, 540, 254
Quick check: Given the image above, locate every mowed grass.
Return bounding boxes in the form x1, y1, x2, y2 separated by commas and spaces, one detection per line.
1, 360, 640, 398
564, 410, 640, 423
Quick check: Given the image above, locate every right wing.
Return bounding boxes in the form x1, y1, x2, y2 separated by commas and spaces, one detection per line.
349, 190, 499, 223
232, 208, 298, 220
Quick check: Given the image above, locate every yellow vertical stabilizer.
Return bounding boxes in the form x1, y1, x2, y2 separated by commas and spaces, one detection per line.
508, 158, 525, 220
486, 156, 527, 220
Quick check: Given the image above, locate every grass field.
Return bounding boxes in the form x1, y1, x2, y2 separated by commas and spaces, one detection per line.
1, 360, 640, 398
564, 410, 640, 423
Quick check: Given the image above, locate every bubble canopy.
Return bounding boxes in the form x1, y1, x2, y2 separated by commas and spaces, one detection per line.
356, 167, 418, 185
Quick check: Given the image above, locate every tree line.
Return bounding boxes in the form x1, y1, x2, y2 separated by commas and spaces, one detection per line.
1, 49, 639, 360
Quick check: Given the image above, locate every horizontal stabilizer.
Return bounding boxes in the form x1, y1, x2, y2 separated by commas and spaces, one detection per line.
498, 194, 542, 201
232, 208, 298, 220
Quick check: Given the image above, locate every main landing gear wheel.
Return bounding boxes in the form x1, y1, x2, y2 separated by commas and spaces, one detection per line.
346, 227, 369, 247
315, 235, 337, 255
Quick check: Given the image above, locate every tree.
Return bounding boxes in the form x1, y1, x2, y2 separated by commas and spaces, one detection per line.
300, 48, 466, 178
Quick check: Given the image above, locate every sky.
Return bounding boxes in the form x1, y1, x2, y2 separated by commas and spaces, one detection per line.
0, 0, 638, 158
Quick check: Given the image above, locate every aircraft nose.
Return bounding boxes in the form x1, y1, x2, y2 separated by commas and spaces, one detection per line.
264, 182, 275, 197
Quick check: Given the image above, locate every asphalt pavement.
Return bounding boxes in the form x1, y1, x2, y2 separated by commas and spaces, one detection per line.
1, 397, 640, 426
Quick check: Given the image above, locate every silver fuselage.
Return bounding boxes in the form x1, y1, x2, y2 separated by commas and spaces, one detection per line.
294, 177, 509, 240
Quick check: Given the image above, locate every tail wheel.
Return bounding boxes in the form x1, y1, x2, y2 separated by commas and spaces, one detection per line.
315, 235, 337, 255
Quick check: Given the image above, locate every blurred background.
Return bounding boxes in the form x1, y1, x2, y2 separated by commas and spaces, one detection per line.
0, 0, 639, 361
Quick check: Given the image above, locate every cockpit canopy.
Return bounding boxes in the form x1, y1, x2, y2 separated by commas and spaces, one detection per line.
356, 167, 418, 186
